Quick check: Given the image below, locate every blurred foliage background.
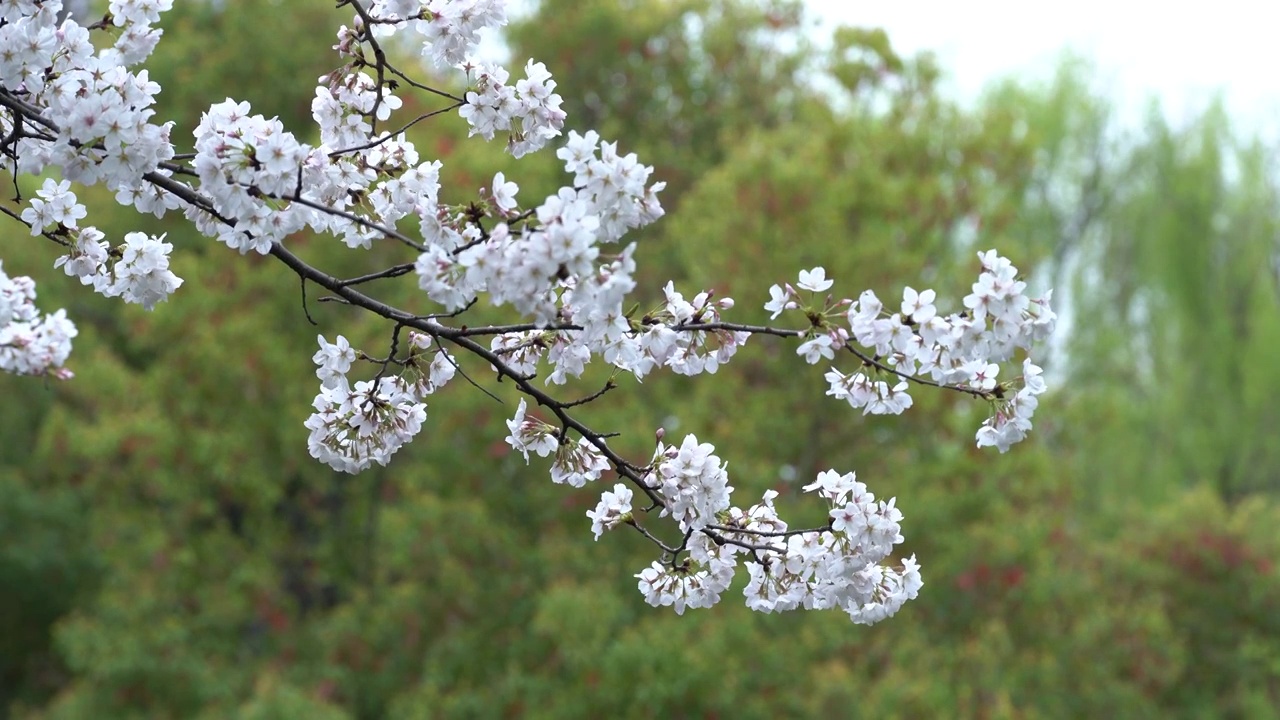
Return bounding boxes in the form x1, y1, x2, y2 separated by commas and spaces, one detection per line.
4, 0, 1280, 717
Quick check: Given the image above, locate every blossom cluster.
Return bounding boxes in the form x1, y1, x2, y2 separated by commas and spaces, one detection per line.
765, 252, 1056, 451
368, 0, 508, 70
176, 13, 566, 264
191, 100, 313, 253
56, 229, 182, 310
587, 483, 633, 539
22, 178, 183, 309
2, 1, 176, 188
459, 60, 566, 158
506, 394, 924, 624
488, 276, 746, 388
504, 398, 612, 487
628, 457, 921, 624
305, 332, 456, 472
2, 0, 182, 314
0, 261, 77, 379
416, 129, 665, 328
359, 0, 561, 157
648, 434, 733, 532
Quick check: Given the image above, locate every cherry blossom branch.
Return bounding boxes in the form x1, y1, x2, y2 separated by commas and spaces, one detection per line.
0, 0, 1052, 625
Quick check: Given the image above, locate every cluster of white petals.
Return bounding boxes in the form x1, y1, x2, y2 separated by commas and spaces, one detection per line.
550, 436, 610, 487
2, 1, 175, 190
768, 253, 1056, 451
504, 396, 614, 486
486, 275, 746, 391
305, 375, 427, 473
305, 334, 455, 472
107, 232, 183, 309
0, 262, 76, 379
416, 130, 664, 331
192, 100, 312, 253
620, 452, 920, 623
458, 60, 565, 158
368, 0, 508, 70
21, 178, 85, 234
648, 434, 733, 532
587, 482, 633, 540
51, 229, 182, 309
3, 0, 180, 321
504, 398, 560, 460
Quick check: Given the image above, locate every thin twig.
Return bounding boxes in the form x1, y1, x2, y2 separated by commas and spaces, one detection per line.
300, 276, 319, 325
326, 104, 463, 158
338, 262, 416, 287
558, 380, 617, 409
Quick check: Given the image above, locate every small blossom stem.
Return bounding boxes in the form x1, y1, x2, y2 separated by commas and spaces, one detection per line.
285, 193, 425, 251
380, 59, 467, 104
326, 104, 464, 158
558, 380, 618, 409
338, 263, 417, 287
703, 523, 831, 539
625, 518, 678, 555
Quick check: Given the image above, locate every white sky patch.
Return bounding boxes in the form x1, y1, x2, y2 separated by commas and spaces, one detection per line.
492, 1, 1279, 135
807, 0, 1280, 133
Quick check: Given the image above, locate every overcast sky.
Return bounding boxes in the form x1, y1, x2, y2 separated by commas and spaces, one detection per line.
493, 1, 1278, 134
808, 0, 1280, 132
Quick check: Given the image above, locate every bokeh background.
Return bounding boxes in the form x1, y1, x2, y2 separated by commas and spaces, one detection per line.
3, 1, 1280, 717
